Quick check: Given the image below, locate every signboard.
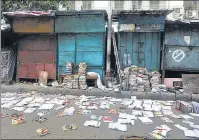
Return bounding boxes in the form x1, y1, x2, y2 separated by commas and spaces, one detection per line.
135, 24, 161, 32
119, 24, 135, 32
119, 24, 162, 32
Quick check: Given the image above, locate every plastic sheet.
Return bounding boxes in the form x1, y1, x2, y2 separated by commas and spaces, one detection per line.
1, 47, 16, 83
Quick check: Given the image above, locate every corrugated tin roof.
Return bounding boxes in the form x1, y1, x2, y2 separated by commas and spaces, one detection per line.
3, 11, 55, 18
112, 10, 172, 21
113, 10, 172, 16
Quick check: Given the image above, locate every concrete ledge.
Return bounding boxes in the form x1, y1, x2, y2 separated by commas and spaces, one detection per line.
1, 83, 199, 102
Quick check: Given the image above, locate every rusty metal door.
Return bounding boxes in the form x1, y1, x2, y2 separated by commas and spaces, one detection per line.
17, 35, 57, 80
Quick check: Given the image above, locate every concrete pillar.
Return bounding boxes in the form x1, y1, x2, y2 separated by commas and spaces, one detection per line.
106, 1, 112, 77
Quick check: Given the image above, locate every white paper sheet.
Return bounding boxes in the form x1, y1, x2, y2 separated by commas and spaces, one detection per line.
162, 106, 171, 110
180, 115, 193, 120
119, 113, 137, 120
184, 129, 198, 138
24, 107, 36, 113
162, 110, 173, 115
87, 106, 98, 110
63, 107, 75, 115
12, 107, 26, 111
138, 117, 153, 124
28, 103, 42, 107
132, 110, 142, 116
110, 98, 123, 102
108, 122, 127, 131
118, 118, 131, 124
142, 111, 154, 118
37, 112, 45, 117
121, 99, 133, 106
83, 120, 101, 127
175, 124, 188, 131
189, 113, 199, 117
38, 104, 54, 110
182, 120, 194, 126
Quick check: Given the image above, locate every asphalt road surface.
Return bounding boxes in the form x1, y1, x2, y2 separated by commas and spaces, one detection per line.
1, 93, 198, 139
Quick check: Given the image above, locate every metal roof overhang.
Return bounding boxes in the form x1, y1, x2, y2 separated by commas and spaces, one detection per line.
56, 10, 108, 21
112, 10, 173, 22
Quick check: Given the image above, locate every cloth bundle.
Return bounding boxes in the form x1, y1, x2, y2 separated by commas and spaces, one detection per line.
175, 100, 193, 114
191, 101, 199, 114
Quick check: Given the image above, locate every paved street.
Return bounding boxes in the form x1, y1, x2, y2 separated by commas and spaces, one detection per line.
1, 92, 199, 139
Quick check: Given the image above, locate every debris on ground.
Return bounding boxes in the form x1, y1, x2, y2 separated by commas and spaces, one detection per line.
62, 107, 75, 116
138, 117, 153, 124
54, 105, 65, 111
149, 124, 172, 139
1, 91, 199, 139
160, 117, 174, 123
119, 134, 150, 140
24, 107, 36, 113
108, 122, 127, 132
184, 129, 199, 138
154, 112, 163, 117
102, 116, 113, 123
78, 109, 91, 115
174, 124, 188, 131
109, 109, 118, 114
51, 81, 59, 87
32, 116, 47, 123
38, 104, 54, 110
179, 115, 193, 120
36, 128, 50, 136
62, 124, 78, 131
83, 120, 101, 128
12, 115, 26, 125
89, 115, 102, 121
1, 113, 9, 118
